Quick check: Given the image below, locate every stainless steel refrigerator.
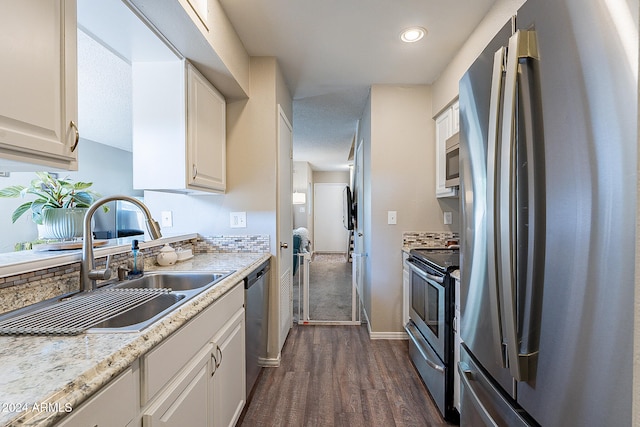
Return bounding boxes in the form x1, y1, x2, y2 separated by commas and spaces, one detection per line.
458, 0, 638, 425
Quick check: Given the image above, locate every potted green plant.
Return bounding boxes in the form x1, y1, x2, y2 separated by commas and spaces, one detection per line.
0, 172, 107, 239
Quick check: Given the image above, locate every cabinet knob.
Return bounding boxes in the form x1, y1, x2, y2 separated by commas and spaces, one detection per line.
280, 242, 289, 249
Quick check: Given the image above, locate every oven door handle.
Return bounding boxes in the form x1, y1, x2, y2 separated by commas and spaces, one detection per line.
405, 322, 445, 373
407, 259, 444, 284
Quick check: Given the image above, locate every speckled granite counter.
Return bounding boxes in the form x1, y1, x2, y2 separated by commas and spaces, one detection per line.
0, 252, 270, 427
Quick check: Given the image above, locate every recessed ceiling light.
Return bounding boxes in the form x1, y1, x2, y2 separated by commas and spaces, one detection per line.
400, 27, 427, 43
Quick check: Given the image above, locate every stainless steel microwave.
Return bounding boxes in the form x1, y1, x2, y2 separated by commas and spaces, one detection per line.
445, 132, 460, 187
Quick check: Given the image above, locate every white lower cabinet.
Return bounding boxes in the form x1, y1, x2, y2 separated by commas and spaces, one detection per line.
143, 346, 212, 426
402, 252, 410, 326
55, 367, 136, 427
211, 310, 245, 427
141, 283, 245, 427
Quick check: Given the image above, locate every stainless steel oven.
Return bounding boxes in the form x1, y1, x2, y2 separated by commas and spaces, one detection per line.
408, 258, 446, 357
405, 249, 458, 422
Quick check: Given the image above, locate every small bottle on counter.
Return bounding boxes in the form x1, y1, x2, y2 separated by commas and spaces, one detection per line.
128, 239, 144, 278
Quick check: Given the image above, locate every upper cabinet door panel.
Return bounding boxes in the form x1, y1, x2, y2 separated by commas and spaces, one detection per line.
187, 63, 226, 192
0, 0, 78, 170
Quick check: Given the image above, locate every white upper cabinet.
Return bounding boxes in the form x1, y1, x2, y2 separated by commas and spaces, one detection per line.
133, 60, 226, 194
0, 0, 78, 171
187, 63, 226, 192
435, 101, 459, 198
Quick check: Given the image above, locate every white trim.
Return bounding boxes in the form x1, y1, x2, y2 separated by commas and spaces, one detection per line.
258, 356, 280, 368
296, 320, 361, 326
369, 331, 408, 340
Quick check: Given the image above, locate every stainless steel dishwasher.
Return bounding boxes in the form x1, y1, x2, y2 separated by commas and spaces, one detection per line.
244, 260, 270, 396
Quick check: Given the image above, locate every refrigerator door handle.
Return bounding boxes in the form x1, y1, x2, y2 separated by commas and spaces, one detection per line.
486, 46, 507, 368
499, 29, 539, 382
458, 363, 500, 427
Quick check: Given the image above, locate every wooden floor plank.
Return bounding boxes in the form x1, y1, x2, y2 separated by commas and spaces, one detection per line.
239, 324, 455, 427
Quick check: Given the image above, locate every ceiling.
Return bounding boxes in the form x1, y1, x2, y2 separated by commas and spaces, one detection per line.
219, 0, 497, 171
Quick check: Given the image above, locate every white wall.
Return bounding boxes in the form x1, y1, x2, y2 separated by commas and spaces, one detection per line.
432, 0, 526, 115
361, 85, 460, 334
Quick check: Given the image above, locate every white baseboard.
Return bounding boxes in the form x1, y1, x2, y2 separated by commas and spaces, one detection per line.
258, 355, 281, 367
368, 331, 408, 340
362, 307, 409, 340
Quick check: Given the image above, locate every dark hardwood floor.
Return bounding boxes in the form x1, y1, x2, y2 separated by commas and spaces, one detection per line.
239, 324, 455, 427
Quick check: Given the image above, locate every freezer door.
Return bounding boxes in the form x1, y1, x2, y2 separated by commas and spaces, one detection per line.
459, 345, 533, 427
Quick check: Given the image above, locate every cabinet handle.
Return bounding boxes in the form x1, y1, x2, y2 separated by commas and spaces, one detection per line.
211, 352, 217, 377
215, 345, 222, 368
70, 121, 79, 152
192, 164, 197, 180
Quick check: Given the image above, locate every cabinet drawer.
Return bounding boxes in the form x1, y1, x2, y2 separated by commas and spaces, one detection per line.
56, 367, 136, 427
141, 284, 243, 404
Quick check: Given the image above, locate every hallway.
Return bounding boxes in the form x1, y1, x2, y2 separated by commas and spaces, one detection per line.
239, 325, 452, 427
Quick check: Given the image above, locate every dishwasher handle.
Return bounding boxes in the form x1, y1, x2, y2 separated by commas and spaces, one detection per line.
244, 261, 270, 289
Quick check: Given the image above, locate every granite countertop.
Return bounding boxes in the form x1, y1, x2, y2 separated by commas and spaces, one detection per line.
0, 252, 270, 427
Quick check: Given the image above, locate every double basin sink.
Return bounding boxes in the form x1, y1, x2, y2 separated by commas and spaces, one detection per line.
89, 271, 234, 332
0, 271, 234, 336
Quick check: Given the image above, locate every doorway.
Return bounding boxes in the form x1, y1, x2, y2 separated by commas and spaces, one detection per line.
293, 181, 359, 325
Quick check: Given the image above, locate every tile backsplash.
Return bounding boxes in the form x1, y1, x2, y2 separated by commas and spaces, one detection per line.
0, 234, 269, 315
402, 231, 460, 248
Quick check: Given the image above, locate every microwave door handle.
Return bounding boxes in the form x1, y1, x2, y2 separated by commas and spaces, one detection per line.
487, 46, 507, 368
500, 30, 539, 382
407, 260, 444, 284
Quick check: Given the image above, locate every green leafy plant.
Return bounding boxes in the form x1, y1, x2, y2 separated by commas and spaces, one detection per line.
0, 172, 107, 224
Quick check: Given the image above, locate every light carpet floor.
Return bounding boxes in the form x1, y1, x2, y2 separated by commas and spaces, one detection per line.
293, 253, 352, 322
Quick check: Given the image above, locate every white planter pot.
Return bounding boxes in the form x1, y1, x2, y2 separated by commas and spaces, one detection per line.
39, 208, 88, 240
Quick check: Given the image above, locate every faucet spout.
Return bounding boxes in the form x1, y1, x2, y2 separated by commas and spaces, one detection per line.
81, 195, 162, 292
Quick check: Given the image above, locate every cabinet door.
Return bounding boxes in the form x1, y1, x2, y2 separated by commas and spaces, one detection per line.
187, 63, 226, 193
0, 0, 78, 170
451, 101, 460, 133
211, 309, 245, 427
56, 368, 136, 427
402, 253, 410, 325
143, 346, 212, 427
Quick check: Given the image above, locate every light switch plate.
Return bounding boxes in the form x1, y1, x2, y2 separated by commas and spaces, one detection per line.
388, 211, 397, 225
230, 212, 247, 228
444, 211, 453, 225
161, 211, 173, 227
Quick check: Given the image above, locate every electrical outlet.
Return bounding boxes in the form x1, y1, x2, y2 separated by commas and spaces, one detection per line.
230, 212, 247, 228
161, 211, 173, 227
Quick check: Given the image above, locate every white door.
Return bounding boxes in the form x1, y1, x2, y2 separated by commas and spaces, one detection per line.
313, 183, 349, 253
276, 105, 293, 352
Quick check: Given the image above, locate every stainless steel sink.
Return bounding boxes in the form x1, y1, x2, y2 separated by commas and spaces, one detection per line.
88, 270, 234, 333
110, 271, 230, 292
89, 293, 186, 331
0, 270, 235, 335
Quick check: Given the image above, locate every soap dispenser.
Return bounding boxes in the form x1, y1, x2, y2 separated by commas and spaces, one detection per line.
128, 239, 144, 278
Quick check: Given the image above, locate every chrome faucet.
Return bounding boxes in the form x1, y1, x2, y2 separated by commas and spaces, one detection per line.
81, 195, 162, 292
